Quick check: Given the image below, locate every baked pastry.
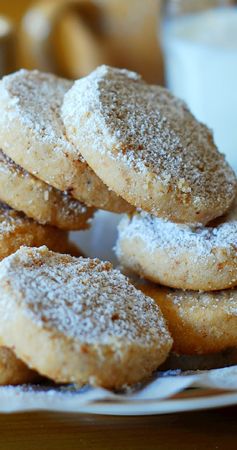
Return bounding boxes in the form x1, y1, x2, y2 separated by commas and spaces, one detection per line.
140, 282, 237, 355
0, 202, 73, 259
0, 347, 39, 385
62, 65, 236, 224
160, 349, 237, 371
0, 69, 133, 213
0, 246, 172, 388
0, 150, 94, 230
116, 202, 237, 291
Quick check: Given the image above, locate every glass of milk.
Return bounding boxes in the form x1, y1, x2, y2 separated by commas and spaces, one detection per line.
160, 0, 237, 172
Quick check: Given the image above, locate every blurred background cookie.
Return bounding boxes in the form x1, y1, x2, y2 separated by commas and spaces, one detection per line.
19, 0, 164, 84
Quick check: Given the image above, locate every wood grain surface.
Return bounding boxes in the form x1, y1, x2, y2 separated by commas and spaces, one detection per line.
0, 405, 236, 450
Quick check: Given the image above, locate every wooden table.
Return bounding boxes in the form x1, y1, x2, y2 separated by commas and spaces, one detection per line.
0, 405, 236, 450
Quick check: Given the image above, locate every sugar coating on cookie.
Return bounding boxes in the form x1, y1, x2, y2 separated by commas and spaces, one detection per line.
0, 246, 172, 388
0, 150, 94, 230
62, 65, 236, 224
141, 283, 237, 355
116, 200, 237, 291
0, 346, 39, 385
0, 203, 73, 259
0, 69, 133, 213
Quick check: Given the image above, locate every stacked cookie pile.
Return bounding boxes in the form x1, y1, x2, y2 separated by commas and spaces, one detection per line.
60, 66, 237, 366
0, 68, 172, 388
0, 70, 136, 263
0, 65, 236, 389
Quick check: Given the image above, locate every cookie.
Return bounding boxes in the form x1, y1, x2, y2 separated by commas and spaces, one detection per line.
116, 203, 237, 291
0, 150, 94, 230
0, 246, 172, 388
160, 349, 237, 371
140, 282, 237, 355
62, 65, 236, 225
0, 69, 133, 214
0, 347, 39, 385
0, 203, 72, 259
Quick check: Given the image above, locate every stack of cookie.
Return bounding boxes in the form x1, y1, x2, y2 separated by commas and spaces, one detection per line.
0, 64, 236, 389
0, 68, 172, 388
60, 65, 237, 367
0, 69, 135, 263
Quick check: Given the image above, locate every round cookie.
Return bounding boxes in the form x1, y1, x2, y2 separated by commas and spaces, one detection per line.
116, 202, 237, 291
140, 282, 237, 355
62, 65, 236, 225
0, 69, 133, 214
0, 203, 73, 259
0, 246, 172, 388
0, 150, 94, 230
0, 347, 39, 385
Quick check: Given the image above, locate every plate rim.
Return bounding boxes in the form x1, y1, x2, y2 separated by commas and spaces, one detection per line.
1, 390, 237, 416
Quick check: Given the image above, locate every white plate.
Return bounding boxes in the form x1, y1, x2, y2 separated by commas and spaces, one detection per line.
70, 210, 121, 264
0, 387, 237, 415
75, 392, 237, 415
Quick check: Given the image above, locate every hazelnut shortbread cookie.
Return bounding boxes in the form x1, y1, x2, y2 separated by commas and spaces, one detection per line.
0, 70, 133, 213
116, 199, 237, 291
0, 150, 94, 230
0, 203, 73, 259
0, 246, 172, 388
62, 65, 236, 224
0, 347, 39, 385
141, 282, 237, 355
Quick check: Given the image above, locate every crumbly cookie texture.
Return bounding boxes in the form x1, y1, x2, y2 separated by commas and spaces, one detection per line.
62, 65, 236, 225
140, 282, 237, 355
0, 246, 172, 388
0, 346, 40, 385
0, 150, 94, 230
116, 197, 237, 291
0, 69, 133, 214
0, 203, 73, 259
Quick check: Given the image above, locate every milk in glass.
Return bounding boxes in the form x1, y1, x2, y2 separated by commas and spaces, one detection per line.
161, 7, 237, 171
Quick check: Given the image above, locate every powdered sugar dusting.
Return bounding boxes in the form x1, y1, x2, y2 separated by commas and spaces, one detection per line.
0, 246, 170, 347
0, 69, 80, 159
0, 203, 32, 236
116, 199, 237, 261
62, 65, 236, 212
169, 289, 237, 317
0, 69, 134, 214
